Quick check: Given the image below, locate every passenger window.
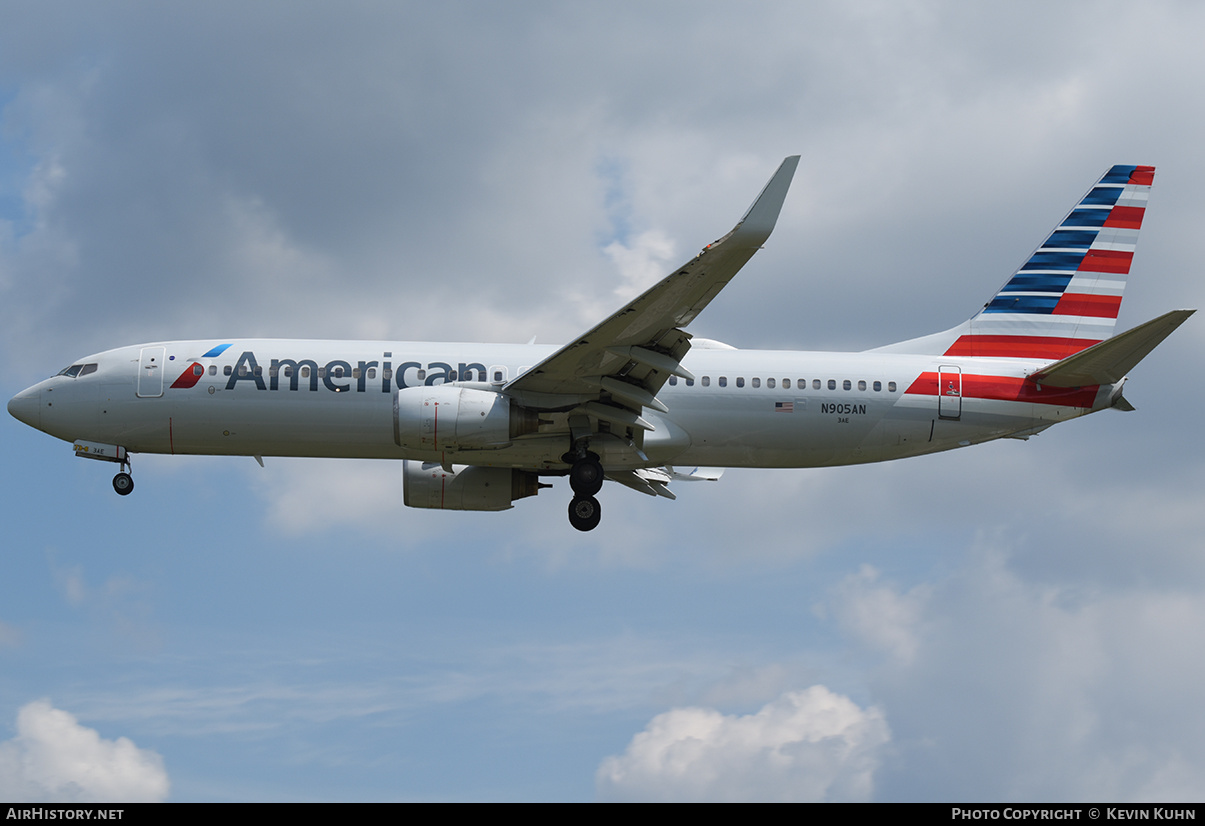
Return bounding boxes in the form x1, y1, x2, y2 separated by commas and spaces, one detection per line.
193, 364, 204, 377
701, 376, 710, 387
493, 370, 504, 382
668, 376, 677, 386
813, 379, 821, 390
858, 380, 866, 391
209, 365, 217, 376
719, 377, 727, 387
752, 377, 761, 388
888, 381, 897, 392
782, 378, 790, 389
368, 368, 376, 379
685, 378, 694, 387
736, 377, 745, 388
352, 368, 361, 379
224, 365, 233, 376
238, 365, 248, 377
873, 381, 881, 391
284, 366, 294, 377
318, 368, 326, 378
767, 378, 775, 389
843, 380, 851, 390
301, 366, 310, 378
254, 366, 263, 376
827, 379, 836, 390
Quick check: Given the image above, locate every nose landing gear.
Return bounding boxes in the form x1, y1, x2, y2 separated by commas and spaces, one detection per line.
72, 441, 135, 497
112, 471, 134, 496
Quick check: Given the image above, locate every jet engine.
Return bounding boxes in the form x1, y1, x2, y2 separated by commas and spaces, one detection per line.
402, 461, 542, 511
393, 386, 540, 451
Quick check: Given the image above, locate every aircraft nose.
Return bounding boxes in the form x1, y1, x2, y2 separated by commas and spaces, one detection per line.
7, 386, 40, 429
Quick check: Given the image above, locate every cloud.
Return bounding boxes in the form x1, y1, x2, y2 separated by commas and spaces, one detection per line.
596, 685, 889, 802
0, 700, 169, 802
604, 229, 678, 303
829, 544, 1205, 802
821, 564, 930, 664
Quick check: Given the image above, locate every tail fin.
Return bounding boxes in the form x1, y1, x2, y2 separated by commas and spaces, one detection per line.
874, 165, 1155, 358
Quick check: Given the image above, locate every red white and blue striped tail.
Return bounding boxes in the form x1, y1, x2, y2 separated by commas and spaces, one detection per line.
874, 165, 1154, 360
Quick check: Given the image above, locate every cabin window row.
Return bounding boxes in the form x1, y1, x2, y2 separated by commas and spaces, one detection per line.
667, 375, 897, 392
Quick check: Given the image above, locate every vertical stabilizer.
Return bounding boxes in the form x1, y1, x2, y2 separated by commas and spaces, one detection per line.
874, 165, 1154, 358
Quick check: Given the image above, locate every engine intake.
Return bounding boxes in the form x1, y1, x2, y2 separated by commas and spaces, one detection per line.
394, 386, 540, 452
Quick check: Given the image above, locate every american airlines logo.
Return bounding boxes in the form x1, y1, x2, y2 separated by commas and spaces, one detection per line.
171, 350, 493, 394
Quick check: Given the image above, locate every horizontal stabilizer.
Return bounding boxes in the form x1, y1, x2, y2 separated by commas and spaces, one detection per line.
1030, 309, 1195, 387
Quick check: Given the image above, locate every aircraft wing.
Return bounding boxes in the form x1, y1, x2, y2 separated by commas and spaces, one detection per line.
505, 156, 799, 416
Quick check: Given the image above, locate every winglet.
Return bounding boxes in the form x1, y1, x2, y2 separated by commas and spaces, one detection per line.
730, 155, 800, 246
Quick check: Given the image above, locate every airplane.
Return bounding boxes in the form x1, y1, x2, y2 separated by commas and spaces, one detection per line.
7, 157, 1195, 531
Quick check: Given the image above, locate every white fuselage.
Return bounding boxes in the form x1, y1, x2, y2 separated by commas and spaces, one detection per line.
11, 338, 1110, 472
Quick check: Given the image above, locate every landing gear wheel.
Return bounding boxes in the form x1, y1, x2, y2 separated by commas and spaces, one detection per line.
569, 457, 604, 496
112, 472, 134, 496
568, 495, 601, 532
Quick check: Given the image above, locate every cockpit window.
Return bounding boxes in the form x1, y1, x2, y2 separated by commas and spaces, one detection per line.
56, 362, 99, 378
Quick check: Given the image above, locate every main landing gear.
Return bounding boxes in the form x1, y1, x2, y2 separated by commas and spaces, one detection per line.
568, 494, 601, 532
566, 452, 604, 532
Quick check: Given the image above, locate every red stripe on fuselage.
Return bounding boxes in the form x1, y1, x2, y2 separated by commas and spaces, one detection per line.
943, 335, 1101, 359
1052, 293, 1122, 318
905, 372, 1099, 408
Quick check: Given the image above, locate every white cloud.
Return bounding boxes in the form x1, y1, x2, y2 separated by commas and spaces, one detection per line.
604, 229, 677, 303
0, 700, 169, 802
596, 685, 889, 802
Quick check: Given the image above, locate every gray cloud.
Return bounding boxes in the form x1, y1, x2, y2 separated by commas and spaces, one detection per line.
827, 547, 1205, 801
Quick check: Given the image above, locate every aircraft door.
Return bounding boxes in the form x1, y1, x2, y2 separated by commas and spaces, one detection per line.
938, 365, 961, 420
137, 347, 166, 398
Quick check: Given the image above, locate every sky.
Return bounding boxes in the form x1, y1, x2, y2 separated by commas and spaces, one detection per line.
2, 0, 1204, 802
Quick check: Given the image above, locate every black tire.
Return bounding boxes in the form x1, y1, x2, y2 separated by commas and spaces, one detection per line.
569, 458, 604, 496
568, 495, 601, 532
112, 473, 134, 496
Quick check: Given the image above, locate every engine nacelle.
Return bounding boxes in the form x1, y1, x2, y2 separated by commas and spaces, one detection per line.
402, 461, 542, 511
393, 386, 539, 452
